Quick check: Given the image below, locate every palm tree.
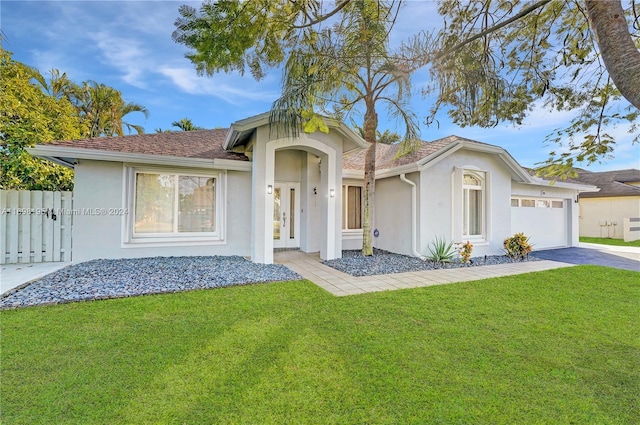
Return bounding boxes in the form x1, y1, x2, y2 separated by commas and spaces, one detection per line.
70, 81, 148, 137
40, 69, 75, 100
31, 72, 148, 138
270, 0, 425, 255
171, 117, 205, 131
353, 125, 402, 145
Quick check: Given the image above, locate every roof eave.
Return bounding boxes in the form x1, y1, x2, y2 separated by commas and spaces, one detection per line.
38, 156, 77, 168
375, 164, 420, 179
525, 176, 600, 192
342, 169, 364, 179
341, 164, 421, 180
28, 145, 252, 171
223, 112, 270, 150
580, 191, 639, 198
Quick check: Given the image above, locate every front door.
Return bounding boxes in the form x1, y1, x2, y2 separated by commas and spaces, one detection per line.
273, 182, 300, 249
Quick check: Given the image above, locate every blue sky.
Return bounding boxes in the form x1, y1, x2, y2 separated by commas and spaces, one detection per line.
3, 0, 638, 171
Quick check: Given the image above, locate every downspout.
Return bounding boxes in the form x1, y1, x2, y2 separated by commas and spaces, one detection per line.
400, 173, 426, 259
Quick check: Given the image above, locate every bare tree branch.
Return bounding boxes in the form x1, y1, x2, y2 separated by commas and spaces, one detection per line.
433, 0, 553, 62
292, 0, 352, 28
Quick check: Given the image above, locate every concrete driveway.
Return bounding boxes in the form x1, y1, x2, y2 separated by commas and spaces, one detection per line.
532, 243, 639, 272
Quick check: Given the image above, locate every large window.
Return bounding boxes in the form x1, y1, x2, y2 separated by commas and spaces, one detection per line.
462, 172, 484, 238
342, 185, 363, 230
126, 168, 223, 244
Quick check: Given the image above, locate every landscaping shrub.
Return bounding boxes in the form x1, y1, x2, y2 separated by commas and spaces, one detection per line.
504, 232, 533, 260
456, 241, 473, 264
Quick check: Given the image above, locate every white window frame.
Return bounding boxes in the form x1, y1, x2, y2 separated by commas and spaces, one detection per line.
511, 197, 565, 209
342, 184, 364, 234
462, 171, 485, 240
122, 166, 226, 246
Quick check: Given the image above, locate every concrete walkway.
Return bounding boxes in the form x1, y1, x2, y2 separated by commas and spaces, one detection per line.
1, 262, 72, 295
275, 251, 574, 296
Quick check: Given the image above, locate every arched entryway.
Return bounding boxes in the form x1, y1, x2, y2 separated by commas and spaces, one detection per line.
250, 133, 342, 264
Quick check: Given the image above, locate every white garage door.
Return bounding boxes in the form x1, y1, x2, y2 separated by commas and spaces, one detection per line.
511, 198, 568, 249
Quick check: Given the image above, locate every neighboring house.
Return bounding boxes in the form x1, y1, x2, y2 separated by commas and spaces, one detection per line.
571, 168, 640, 240
29, 112, 597, 264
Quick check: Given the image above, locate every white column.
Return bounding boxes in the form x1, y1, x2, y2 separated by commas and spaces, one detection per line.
251, 128, 273, 264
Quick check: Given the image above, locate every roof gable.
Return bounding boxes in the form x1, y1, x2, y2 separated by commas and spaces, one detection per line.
342, 135, 533, 182
224, 112, 369, 153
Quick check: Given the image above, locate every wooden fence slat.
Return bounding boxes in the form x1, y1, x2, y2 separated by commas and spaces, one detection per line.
67, 191, 73, 261
31, 191, 44, 263
43, 191, 54, 262
52, 191, 62, 262
0, 191, 7, 265
61, 191, 73, 262
19, 191, 32, 263
8, 191, 19, 264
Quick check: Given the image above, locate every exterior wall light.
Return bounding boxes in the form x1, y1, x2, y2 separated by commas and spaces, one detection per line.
329, 189, 335, 198
267, 185, 273, 194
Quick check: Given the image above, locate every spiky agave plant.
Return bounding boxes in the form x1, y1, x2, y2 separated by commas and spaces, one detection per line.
427, 236, 457, 265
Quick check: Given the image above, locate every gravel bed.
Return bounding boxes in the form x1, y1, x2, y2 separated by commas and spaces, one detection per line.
0, 256, 301, 310
323, 248, 541, 276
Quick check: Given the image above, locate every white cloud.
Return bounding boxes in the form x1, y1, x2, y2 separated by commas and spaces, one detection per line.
519, 103, 578, 131
159, 66, 279, 105
88, 32, 150, 88
30, 50, 66, 75
159, 67, 199, 93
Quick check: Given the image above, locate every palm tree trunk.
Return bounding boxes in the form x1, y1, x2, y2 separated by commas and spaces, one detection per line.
362, 100, 378, 256
585, 0, 640, 110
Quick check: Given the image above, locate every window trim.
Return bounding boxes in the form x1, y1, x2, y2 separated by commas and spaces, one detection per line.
342, 184, 364, 233
462, 170, 486, 240
122, 166, 226, 246
511, 197, 565, 209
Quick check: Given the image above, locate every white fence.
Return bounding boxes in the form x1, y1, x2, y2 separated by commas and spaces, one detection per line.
0, 190, 73, 264
623, 217, 640, 242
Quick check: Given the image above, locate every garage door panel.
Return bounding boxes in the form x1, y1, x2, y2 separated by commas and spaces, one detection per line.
511, 198, 567, 249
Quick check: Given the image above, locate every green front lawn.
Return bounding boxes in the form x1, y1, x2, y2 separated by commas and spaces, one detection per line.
580, 236, 640, 247
2, 266, 639, 424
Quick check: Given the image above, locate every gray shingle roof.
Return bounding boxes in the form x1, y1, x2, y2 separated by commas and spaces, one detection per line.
342, 136, 466, 171
571, 168, 640, 198
46, 129, 249, 162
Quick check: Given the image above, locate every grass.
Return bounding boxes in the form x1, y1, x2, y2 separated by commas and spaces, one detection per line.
2, 266, 639, 424
580, 236, 640, 247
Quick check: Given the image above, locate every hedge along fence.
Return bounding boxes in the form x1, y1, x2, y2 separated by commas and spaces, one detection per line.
0, 190, 73, 264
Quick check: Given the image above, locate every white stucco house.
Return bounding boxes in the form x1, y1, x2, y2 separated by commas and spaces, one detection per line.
29, 112, 597, 264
